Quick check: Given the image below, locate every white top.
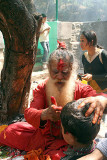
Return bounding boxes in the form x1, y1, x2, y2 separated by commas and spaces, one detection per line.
39, 22, 51, 42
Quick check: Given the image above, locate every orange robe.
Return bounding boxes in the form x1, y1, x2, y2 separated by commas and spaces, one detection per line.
0, 79, 106, 160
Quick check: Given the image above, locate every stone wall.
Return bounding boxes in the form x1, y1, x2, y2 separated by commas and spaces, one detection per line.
57, 21, 107, 69
1, 21, 107, 70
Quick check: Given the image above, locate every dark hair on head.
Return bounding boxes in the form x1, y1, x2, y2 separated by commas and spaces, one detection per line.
60, 99, 100, 144
41, 13, 47, 18
82, 30, 97, 46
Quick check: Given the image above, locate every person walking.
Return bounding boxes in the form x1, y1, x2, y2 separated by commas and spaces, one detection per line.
39, 13, 51, 67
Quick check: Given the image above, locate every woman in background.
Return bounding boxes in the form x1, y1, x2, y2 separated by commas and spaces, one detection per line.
80, 30, 107, 93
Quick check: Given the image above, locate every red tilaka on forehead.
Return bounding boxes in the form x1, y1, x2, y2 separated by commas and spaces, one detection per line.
57, 59, 67, 71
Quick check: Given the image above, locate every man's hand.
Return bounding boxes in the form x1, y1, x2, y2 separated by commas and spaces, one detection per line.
77, 149, 104, 160
41, 105, 62, 122
41, 96, 62, 122
78, 96, 107, 124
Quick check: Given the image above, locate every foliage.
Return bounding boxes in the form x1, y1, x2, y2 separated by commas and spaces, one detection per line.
23, 0, 36, 14
34, 0, 107, 22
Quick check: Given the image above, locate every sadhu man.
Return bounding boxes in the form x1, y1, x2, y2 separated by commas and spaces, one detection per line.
0, 49, 107, 160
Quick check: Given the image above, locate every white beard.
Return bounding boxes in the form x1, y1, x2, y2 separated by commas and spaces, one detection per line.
46, 72, 76, 107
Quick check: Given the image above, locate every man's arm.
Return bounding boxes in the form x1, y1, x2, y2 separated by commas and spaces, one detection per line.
77, 139, 107, 160
96, 138, 107, 158
77, 149, 104, 160
24, 81, 47, 128
40, 27, 50, 34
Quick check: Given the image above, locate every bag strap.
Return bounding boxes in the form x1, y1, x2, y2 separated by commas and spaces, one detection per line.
99, 50, 103, 64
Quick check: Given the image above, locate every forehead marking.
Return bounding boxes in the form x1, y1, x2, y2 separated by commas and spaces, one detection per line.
57, 59, 67, 71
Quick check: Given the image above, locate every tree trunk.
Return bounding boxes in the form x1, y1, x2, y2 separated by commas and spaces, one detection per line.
0, 0, 42, 122
23, 0, 36, 14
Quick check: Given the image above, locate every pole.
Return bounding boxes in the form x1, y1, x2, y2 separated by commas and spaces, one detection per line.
56, 0, 58, 21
